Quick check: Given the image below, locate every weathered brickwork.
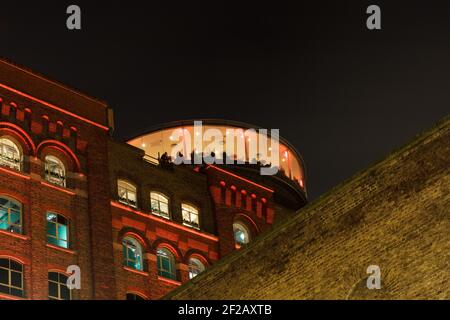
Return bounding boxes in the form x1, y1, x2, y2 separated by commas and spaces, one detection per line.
0, 58, 110, 300
165, 116, 450, 300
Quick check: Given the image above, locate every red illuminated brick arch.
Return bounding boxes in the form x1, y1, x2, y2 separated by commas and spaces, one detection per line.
0, 190, 30, 207
118, 229, 150, 252
234, 213, 260, 236
0, 122, 37, 155
43, 207, 73, 221
36, 140, 81, 172
153, 240, 182, 262
0, 254, 29, 266
47, 268, 71, 276
125, 290, 149, 300
184, 250, 210, 266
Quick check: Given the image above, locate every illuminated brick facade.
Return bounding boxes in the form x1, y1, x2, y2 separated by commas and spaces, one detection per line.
0, 59, 307, 300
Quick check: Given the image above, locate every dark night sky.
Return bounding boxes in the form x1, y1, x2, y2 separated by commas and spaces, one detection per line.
0, 1, 449, 199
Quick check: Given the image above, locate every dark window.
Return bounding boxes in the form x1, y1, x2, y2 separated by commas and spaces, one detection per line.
48, 272, 72, 300
0, 258, 24, 298
126, 293, 146, 300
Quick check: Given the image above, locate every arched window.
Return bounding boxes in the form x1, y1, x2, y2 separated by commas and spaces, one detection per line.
46, 213, 70, 249
122, 236, 143, 271
0, 258, 24, 298
126, 293, 146, 300
150, 192, 169, 219
118, 180, 137, 208
233, 222, 251, 245
188, 257, 206, 279
48, 272, 72, 300
0, 196, 22, 234
44, 155, 66, 187
0, 138, 22, 171
181, 203, 199, 229
157, 248, 177, 280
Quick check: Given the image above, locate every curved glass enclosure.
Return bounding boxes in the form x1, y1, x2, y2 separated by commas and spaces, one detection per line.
127, 121, 306, 190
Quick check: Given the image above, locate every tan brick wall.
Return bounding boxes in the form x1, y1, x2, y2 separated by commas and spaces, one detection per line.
165, 116, 450, 300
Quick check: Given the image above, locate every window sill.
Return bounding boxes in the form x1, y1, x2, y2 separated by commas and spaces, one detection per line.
0, 293, 26, 300
151, 211, 171, 220
123, 266, 149, 276
182, 223, 201, 231
40, 181, 76, 196
118, 200, 138, 209
157, 276, 182, 286
46, 244, 77, 255
0, 229, 30, 241
0, 166, 30, 180
111, 201, 219, 242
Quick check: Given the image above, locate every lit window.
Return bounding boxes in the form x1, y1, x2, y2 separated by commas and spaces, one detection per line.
0, 138, 21, 171
188, 257, 206, 279
0, 196, 22, 234
181, 204, 199, 229
46, 213, 69, 249
122, 237, 143, 271
157, 248, 177, 280
150, 192, 170, 219
44, 155, 66, 187
48, 272, 72, 300
118, 180, 137, 208
0, 258, 24, 298
126, 293, 146, 300
233, 222, 251, 245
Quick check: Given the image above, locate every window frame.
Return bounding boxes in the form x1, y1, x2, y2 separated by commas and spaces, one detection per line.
48, 272, 72, 300
150, 192, 170, 219
0, 138, 22, 171
181, 203, 200, 229
0, 196, 23, 234
188, 257, 206, 279
44, 155, 67, 188
117, 180, 138, 208
233, 221, 251, 245
46, 212, 70, 249
122, 236, 143, 271
0, 258, 24, 298
156, 248, 177, 280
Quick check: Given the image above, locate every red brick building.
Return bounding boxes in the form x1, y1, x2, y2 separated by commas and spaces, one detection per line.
0, 59, 307, 300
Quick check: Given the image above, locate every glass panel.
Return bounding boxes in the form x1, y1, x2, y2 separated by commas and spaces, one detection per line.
0, 259, 8, 268
58, 239, 68, 249
47, 223, 57, 237
48, 281, 58, 298
47, 236, 58, 247
60, 284, 71, 300
10, 261, 22, 272
10, 211, 20, 225
48, 272, 58, 282
160, 202, 169, 215
47, 213, 57, 223
58, 225, 68, 241
0, 269, 8, 285
10, 288, 23, 298
0, 284, 8, 294
57, 215, 68, 225
10, 271, 21, 288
